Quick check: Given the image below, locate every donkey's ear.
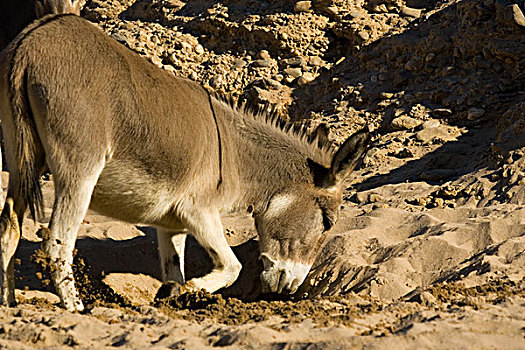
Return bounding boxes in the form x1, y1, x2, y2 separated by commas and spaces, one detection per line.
330, 130, 370, 185
307, 158, 334, 188
35, 0, 46, 17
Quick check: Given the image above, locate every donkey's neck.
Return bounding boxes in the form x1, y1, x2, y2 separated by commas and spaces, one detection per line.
220, 102, 331, 213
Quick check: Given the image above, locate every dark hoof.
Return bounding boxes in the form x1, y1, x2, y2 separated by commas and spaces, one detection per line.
155, 281, 182, 301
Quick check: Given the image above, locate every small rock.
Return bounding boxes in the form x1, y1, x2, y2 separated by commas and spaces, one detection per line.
358, 31, 370, 41
432, 108, 453, 117
425, 53, 436, 62
281, 32, 289, 40
309, 56, 324, 67
401, 6, 422, 18
355, 192, 368, 204
349, 11, 362, 18
467, 107, 485, 120
416, 125, 449, 143
297, 72, 315, 86
284, 57, 305, 66
294, 1, 312, 13
368, 193, 382, 203
253, 59, 273, 68
284, 67, 303, 78
232, 58, 246, 69
391, 115, 422, 130
325, 6, 338, 16
194, 44, 204, 54
381, 92, 395, 99
258, 50, 271, 60
422, 119, 440, 129
420, 291, 437, 306
509, 4, 525, 27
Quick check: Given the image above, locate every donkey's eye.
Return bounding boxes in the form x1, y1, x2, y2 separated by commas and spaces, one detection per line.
322, 214, 333, 231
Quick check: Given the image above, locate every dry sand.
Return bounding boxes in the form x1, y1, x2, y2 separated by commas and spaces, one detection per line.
1, 0, 524, 348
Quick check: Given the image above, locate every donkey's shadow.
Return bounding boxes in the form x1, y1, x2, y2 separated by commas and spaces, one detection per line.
15, 230, 263, 301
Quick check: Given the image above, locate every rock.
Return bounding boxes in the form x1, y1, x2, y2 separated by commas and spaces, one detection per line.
425, 53, 436, 62
309, 56, 324, 67
416, 124, 449, 143
284, 57, 305, 66
284, 67, 302, 78
325, 6, 338, 16
103, 273, 162, 305
253, 59, 273, 68
392, 115, 422, 130
258, 50, 271, 60
401, 6, 422, 18
467, 107, 486, 120
297, 72, 315, 86
194, 44, 204, 54
368, 193, 382, 203
232, 58, 246, 69
432, 108, 453, 117
420, 291, 438, 306
422, 119, 440, 129
358, 31, 370, 41
509, 4, 525, 27
294, 1, 312, 13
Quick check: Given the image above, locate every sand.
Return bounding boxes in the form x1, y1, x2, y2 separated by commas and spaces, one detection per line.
1, 0, 524, 348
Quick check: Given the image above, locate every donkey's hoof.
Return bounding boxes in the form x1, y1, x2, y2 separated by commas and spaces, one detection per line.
155, 281, 183, 301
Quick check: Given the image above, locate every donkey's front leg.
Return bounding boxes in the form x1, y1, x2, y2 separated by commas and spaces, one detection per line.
181, 209, 241, 293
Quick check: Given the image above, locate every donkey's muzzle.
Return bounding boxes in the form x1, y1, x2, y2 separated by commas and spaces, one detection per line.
260, 254, 311, 294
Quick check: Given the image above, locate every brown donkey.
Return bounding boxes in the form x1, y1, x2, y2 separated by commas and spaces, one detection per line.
0, 0, 82, 208
0, 15, 370, 311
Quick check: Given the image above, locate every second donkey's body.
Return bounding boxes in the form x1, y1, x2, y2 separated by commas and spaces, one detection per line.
0, 15, 369, 311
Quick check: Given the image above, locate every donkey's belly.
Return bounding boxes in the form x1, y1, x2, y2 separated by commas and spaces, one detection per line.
89, 160, 185, 227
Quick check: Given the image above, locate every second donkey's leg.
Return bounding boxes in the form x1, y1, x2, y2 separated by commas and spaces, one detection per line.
157, 229, 187, 284
44, 161, 105, 312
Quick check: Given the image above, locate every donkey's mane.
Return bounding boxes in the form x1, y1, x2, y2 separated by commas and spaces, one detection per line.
213, 93, 334, 155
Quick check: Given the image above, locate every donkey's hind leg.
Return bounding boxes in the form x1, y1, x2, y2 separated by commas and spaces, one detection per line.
0, 198, 22, 306
157, 229, 187, 284
44, 161, 105, 312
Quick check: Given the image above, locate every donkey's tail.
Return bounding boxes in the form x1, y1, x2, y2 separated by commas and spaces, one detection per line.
6, 45, 44, 220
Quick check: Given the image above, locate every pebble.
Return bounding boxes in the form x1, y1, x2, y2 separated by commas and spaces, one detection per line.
420, 291, 438, 306
284, 67, 303, 78
509, 4, 525, 27
285, 57, 305, 66
425, 53, 436, 62
358, 31, 370, 41
391, 115, 422, 130
325, 6, 338, 16
253, 59, 273, 67
194, 44, 204, 54
294, 1, 312, 13
467, 107, 485, 120
401, 6, 422, 18
297, 72, 315, 86
258, 50, 271, 60
232, 58, 246, 69
422, 119, 440, 129
309, 56, 324, 67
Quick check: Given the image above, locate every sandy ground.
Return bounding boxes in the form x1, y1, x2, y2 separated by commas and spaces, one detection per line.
1, 0, 525, 348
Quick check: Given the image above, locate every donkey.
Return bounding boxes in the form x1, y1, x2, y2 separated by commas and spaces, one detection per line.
0, 14, 370, 311
0, 0, 81, 52
0, 0, 82, 208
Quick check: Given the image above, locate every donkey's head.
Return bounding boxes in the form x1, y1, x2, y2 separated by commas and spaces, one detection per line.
35, 0, 81, 17
255, 130, 370, 294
